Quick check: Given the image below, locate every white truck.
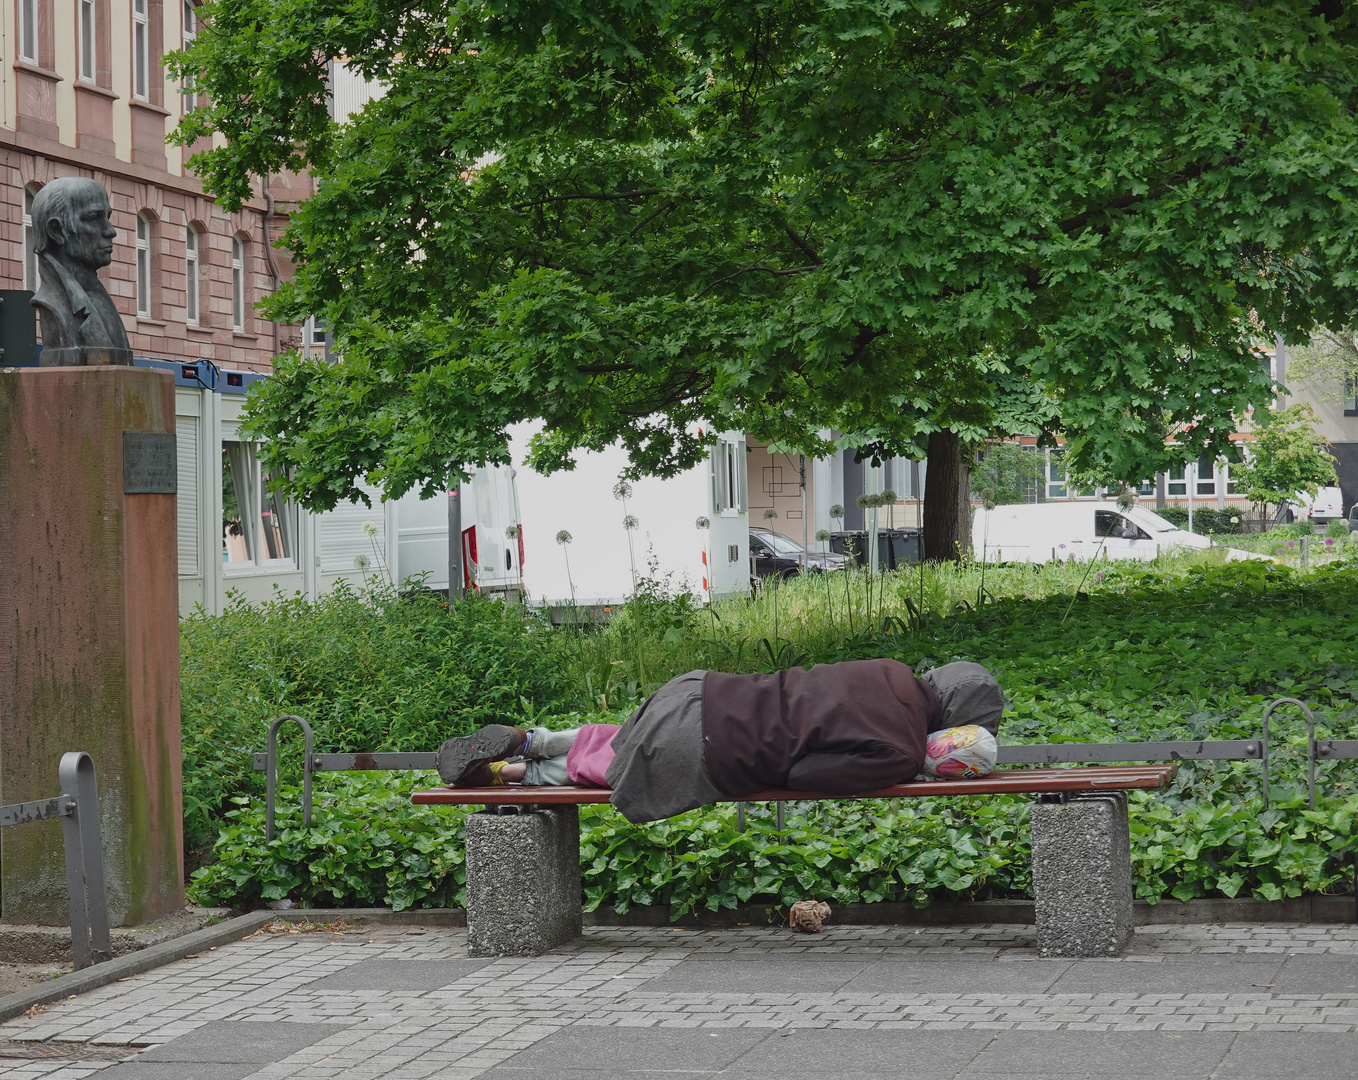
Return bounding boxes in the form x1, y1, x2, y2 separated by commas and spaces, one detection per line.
972, 502, 1261, 563
393, 463, 523, 597
509, 422, 750, 612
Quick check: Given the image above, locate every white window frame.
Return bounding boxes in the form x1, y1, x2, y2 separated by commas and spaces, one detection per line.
1167, 461, 1187, 497
231, 236, 245, 331
79, 0, 95, 83
303, 315, 327, 348
22, 187, 40, 292
711, 438, 747, 516
132, 0, 149, 100
18, 0, 38, 63
181, 1, 197, 110
135, 214, 152, 317
1045, 448, 1067, 500
221, 437, 298, 571
1195, 454, 1217, 497
185, 224, 199, 325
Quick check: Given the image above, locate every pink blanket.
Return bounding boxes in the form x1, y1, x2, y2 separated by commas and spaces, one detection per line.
565, 724, 620, 787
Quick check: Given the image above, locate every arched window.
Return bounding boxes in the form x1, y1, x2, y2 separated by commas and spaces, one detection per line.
231, 235, 246, 331
22, 186, 40, 292
136, 214, 153, 317
185, 224, 200, 325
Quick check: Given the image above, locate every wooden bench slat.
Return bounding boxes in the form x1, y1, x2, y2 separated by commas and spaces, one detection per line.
411, 764, 1177, 806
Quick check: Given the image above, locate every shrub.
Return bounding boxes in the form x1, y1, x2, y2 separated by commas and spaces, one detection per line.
1326, 518, 1350, 541
190, 772, 1358, 913
1155, 506, 1241, 534
179, 582, 584, 852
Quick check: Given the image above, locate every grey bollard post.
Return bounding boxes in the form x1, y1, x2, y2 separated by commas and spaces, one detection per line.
59, 752, 112, 968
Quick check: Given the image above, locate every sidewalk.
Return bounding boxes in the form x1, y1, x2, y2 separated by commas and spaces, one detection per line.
1, 921, 1355, 1079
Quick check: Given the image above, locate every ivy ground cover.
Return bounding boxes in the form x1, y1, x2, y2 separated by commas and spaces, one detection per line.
186, 558, 1358, 915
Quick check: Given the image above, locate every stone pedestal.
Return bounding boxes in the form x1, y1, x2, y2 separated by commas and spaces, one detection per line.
465, 807, 581, 957
1029, 792, 1133, 958
0, 367, 183, 927
38, 347, 133, 368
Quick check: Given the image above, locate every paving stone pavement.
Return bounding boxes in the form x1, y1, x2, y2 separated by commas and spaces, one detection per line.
1, 921, 1356, 1079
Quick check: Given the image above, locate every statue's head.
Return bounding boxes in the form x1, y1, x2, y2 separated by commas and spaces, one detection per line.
31, 177, 117, 272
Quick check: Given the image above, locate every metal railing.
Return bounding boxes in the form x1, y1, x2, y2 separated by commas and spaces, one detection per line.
0, 752, 111, 969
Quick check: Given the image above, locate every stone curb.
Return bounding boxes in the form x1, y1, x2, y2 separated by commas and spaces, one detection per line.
264, 893, 1356, 930
0, 911, 275, 1025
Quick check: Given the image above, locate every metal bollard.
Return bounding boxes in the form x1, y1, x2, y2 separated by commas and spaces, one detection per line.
266, 715, 315, 840
59, 752, 112, 968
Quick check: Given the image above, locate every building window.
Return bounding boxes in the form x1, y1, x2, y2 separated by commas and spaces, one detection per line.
231, 235, 245, 331
181, 1, 197, 110
1168, 461, 1187, 497
1196, 454, 1216, 497
304, 316, 327, 348
18, 0, 37, 63
22, 187, 40, 291
185, 225, 200, 325
1345, 377, 1358, 417
1046, 449, 1067, 500
79, 0, 96, 82
132, 0, 149, 99
136, 215, 152, 317
711, 438, 746, 514
222, 441, 296, 567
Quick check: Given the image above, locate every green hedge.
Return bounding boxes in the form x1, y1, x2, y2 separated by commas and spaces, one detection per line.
179, 583, 587, 852
185, 558, 1358, 911
1156, 506, 1243, 534
188, 771, 1358, 914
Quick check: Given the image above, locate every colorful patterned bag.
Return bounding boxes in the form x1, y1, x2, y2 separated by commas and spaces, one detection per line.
922, 725, 998, 779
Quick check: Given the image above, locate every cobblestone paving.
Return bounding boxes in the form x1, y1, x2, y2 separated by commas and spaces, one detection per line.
1, 922, 1355, 1079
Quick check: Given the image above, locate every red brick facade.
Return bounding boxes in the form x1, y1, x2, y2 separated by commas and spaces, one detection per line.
3, 0, 306, 372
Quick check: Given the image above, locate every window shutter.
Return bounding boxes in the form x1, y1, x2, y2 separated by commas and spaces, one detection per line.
176, 415, 199, 577
317, 490, 386, 573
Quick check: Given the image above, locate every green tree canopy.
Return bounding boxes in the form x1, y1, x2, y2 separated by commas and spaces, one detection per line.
1233, 403, 1339, 522
171, 0, 1358, 513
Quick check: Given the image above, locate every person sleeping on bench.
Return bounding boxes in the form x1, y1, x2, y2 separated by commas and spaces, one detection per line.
435, 659, 1002, 823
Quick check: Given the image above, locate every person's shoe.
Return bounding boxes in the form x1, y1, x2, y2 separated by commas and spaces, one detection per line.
436, 724, 527, 784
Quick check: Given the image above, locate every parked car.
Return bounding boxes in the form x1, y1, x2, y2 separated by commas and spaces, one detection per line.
1348, 504, 1358, 533
749, 528, 850, 579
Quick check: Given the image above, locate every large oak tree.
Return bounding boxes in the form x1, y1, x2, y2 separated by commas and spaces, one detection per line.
172, 0, 1358, 558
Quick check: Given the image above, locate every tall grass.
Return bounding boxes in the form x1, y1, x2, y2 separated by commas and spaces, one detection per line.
565, 548, 1240, 700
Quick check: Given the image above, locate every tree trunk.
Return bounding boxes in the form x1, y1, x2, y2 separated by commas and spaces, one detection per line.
923, 430, 973, 562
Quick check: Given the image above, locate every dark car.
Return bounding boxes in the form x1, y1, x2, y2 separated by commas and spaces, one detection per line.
749, 527, 851, 580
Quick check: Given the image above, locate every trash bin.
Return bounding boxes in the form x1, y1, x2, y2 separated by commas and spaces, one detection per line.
830, 529, 921, 570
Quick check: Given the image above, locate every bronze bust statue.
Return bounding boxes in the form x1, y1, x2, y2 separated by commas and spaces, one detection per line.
30, 177, 133, 366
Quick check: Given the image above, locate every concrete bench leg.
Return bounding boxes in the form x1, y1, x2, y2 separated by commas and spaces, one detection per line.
464, 806, 583, 958
1029, 792, 1133, 958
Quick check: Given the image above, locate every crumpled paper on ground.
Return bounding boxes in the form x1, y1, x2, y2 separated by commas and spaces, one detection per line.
788, 900, 831, 933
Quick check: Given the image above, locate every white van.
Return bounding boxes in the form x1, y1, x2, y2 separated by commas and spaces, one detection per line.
393, 463, 522, 596
972, 502, 1259, 563
1290, 486, 1344, 525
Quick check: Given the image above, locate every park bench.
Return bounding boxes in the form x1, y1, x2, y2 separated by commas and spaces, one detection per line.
254, 696, 1357, 961
411, 765, 1177, 960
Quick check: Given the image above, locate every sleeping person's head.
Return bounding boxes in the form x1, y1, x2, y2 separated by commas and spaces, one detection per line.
921, 662, 1003, 736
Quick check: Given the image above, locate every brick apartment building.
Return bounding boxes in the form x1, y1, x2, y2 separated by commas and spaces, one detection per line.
2, 0, 310, 370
